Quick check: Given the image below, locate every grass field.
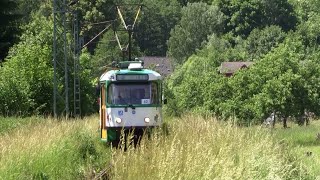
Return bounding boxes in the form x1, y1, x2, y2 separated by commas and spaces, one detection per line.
0, 115, 111, 179
273, 120, 320, 177
0, 115, 319, 179
110, 116, 318, 179
0, 116, 42, 135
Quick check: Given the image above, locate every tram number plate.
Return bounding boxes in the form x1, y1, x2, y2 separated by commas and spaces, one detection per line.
141, 99, 150, 104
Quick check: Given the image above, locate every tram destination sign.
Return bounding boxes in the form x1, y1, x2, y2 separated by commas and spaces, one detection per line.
116, 74, 149, 81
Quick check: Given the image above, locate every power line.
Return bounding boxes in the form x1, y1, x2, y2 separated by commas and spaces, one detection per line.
83, 20, 115, 26
82, 24, 112, 49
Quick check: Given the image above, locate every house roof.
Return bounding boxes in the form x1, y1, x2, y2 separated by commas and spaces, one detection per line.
219, 62, 254, 74
139, 56, 172, 77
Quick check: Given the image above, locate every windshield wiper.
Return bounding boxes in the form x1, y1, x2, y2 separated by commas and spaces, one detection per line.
128, 104, 136, 109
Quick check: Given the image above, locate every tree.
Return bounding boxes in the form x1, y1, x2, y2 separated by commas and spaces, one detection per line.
215, 0, 297, 37
0, 9, 53, 115
0, 2, 100, 116
166, 34, 237, 116
134, 0, 181, 56
17, 0, 42, 21
73, 0, 113, 53
223, 34, 320, 127
167, 2, 225, 65
243, 25, 286, 60
166, 28, 320, 126
0, 0, 21, 62
260, 0, 297, 32
292, 0, 320, 48
177, 0, 212, 6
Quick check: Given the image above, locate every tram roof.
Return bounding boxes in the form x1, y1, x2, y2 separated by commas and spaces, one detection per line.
100, 69, 162, 82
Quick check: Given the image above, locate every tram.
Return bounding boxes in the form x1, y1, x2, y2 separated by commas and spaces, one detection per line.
99, 60, 163, 142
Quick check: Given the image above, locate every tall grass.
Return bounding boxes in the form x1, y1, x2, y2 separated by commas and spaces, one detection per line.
0, 116, 42, 134
111, 115, 314, 180
0, 115, 110, 179
273, 120, 320, 177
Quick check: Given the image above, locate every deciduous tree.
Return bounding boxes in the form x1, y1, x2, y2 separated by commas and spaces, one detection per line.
167, 2, 225, 65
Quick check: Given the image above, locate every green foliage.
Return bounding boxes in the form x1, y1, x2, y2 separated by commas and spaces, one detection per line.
166, 30, 320, 125
75, 0, 109, 33
1, 0, 320, 127
215, 0, 297, 37
0, 0, 21, 61
90, 30, 120, 78
69, 0, 116, 53
78, 49, 99, 115
288, 0, 320, 22
134, 0, 181, 56
17, 0, 42, 20
0, 2, 99, 116
243, 25, 286, 60
219, 35, 316, 124
294, 2, 320, 47
167, 2, 225, 65
0, 10, 53, 115
177, 0, 213, 6
166, 34, 237, 116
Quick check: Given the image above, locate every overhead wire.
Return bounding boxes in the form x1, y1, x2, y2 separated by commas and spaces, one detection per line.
84, 20, 115, 26
82, 24, 112, 49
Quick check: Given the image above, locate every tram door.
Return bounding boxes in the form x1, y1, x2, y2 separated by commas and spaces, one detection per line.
100, 83, 107, 140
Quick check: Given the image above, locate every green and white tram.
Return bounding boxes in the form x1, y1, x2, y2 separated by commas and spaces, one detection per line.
99, 61, 163, 142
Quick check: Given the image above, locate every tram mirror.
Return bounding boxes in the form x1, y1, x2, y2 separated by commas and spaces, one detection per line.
163, 99, 167, 104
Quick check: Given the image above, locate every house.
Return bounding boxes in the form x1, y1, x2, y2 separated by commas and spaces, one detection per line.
139, 56, 173, 77
219, 62, 254, 77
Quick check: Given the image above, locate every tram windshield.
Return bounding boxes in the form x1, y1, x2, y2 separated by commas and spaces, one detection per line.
107, 82, 159, 105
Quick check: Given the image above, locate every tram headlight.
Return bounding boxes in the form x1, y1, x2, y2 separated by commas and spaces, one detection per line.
144, 117, 150, 123
115, 117, 122, 124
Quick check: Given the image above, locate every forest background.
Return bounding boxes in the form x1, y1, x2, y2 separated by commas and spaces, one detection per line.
1, 0, 320, 126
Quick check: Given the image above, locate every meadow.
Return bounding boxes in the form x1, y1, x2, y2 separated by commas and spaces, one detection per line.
0, 115, 110, 179
0, 115, 319, 179
273, 120, 320, 177
111, 116, 318, 180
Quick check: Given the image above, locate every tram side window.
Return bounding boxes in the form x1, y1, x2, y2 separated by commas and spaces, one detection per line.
151, 82, 159, 104
107, 84, 113, 104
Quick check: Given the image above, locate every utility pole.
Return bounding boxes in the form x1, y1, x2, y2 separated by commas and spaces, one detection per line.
53, 0, 69, 119
73, 10, 82, 117
127, 25, 133, 61
53, 0, 81, 118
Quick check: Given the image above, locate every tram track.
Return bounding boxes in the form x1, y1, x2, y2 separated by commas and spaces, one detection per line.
93, 162, 113, 180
